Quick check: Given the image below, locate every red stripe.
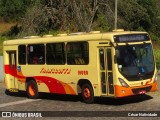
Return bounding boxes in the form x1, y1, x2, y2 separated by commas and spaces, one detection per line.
5, 65, 17, 77
5, 65, 66, 94
35, 76, 66, 94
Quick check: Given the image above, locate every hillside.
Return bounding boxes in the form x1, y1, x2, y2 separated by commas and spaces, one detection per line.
0, 0, 159, 37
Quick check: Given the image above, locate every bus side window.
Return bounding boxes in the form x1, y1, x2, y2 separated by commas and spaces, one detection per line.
46, 43, 65, 65
18, 45, 26, 65
67, 42, 89, 65
27, 44, 45, 65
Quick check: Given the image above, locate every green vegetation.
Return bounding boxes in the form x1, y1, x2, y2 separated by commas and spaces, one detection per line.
0, 0, 160, 38
0, 36, 8, 55
0, 0, 33, 21
153, 41, 160, 70
154, 49, 160, 70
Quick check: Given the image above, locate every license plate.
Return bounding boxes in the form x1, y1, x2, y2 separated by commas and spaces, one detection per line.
138, 90, 146, 94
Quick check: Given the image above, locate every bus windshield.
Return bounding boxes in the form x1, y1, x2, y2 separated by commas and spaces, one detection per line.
116, 43, 154, 81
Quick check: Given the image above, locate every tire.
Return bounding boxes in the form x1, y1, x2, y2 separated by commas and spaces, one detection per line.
26, 80, 39, 99
5, 89, 12, 95
81, 84, 94, 104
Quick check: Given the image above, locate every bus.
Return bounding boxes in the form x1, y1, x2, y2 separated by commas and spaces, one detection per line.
3, 30, 158, 103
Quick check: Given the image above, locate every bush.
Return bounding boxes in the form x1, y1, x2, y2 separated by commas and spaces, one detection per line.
149, 33, 159, 41
0, 35, 8, 41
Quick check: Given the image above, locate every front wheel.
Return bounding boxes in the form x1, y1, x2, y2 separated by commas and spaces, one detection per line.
81, 84, 94, 104
26, 80, 39, 99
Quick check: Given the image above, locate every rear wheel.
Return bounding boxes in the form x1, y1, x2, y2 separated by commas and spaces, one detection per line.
26, 80, 39, 99
81, 84, 94, 104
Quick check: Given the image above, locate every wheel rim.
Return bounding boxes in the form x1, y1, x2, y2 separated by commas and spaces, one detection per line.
83, 88, 91, 99
28, 84, 36, 96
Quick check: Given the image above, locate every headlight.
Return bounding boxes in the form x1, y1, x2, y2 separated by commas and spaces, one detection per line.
118, 78, 129, 88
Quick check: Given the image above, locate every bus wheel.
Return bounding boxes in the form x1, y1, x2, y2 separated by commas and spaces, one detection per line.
81, 84, 94, 104
26, 80, 39, 99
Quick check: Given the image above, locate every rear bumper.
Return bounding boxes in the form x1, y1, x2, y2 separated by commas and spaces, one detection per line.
114, 81, 158, 97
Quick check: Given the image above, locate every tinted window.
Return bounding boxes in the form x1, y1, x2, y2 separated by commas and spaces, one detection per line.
99, 49, 105, 70
46, 43, 65, 64
116, 44, 154, 81
18, 45, 26, 64
27, 44, 45, 64
107, 49, 112, 70
67, 42, 89, 65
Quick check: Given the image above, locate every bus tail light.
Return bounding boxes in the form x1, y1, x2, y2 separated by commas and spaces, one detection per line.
118, 78, 129, 88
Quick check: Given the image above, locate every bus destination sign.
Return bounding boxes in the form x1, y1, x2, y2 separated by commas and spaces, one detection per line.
114, 34, 150, 43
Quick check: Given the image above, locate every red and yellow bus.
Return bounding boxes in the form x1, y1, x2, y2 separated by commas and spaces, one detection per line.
3, 30, 157, 103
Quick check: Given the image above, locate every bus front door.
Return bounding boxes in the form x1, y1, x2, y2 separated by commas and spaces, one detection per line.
7, 51, 18, 91
99, 47, 114, 96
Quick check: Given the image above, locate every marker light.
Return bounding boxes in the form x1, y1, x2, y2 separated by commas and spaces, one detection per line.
118, 78, 129, 88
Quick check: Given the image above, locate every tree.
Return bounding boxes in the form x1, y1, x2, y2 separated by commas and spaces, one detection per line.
15, 0, 160, 39
66, 0, 99, 32
19, 0, 47, 36
118, 0, 152, 31
0, 0, 33, 22
19, 0, 114, 36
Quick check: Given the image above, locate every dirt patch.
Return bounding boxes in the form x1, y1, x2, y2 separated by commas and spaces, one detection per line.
0, 22, 16, 34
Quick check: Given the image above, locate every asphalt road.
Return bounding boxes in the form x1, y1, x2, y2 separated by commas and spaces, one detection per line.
0, 73, 160, 120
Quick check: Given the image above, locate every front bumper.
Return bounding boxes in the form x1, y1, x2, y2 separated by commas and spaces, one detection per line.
114, 81, 157, 97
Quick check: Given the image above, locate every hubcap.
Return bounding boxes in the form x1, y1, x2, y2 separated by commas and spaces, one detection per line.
83, 88, 91, 99
29, 84, 35, 96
